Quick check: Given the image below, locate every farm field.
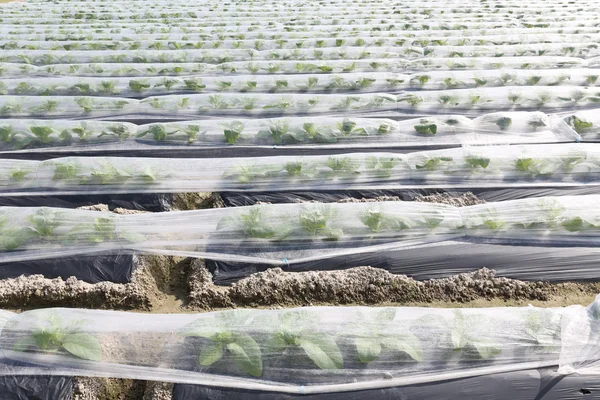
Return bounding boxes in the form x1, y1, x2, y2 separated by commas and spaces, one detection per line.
1, 0, 600, 398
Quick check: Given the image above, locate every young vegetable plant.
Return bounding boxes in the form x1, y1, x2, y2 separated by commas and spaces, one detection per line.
515, 158, 558, 177
360, 208, 413, 233
266, 310, 343, 370
257, 120, 292, 144
365, 156, 399, 178
14, 312, 102, 362
181, 311, 263, 377
415, 157, 453, 171
298, 206, 343, 240
337, 119, 366, 136
136, 125, 178, 142
495, 117, 512, 131
448, 311, 501, 359
353, 309, 423, 363
414, 120, 437, 135
222, 121, 245, 144
564, 116, 594, 135
217, 207, 282, 239
523, 309, 562, 353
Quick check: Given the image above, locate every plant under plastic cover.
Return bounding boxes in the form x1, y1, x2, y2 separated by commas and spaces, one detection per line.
0, 195, 598, 263
0, 144, 597, 194
0, 298, 596, 392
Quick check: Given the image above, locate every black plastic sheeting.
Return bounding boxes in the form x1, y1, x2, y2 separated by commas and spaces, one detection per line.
220, 187, 600, 207
0, 376, 72, 400
0, 144, 452, 161
172, 368, 600, 400
0, 359, 72, 400
0, 251, 136, 284
207, 241, 600, 285
0, 193, 175, 212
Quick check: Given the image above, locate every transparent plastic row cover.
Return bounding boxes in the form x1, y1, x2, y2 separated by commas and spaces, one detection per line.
0, 295, 596, 390
1, 57, 593, 77
3, 143, 600, 193
2, 69, 600, 96
0, 194, 599, 264
0, 90, 599, 118
2, 43, 600, 64
0, 113, 584, 152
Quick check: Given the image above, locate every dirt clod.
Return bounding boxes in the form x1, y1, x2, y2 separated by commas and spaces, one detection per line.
186, 261, 582, 309
414, 192, 485, 207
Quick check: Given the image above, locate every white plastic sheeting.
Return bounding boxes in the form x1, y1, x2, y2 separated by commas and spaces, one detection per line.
0, 195, 598, 264
0, 299, 594, 391
0, 112, 581, 152
0, 144, 598, 195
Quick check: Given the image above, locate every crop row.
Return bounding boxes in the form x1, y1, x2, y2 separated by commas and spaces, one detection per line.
2, 70, 600, 98
2, 44, 599, 66
1, 144, 599, 194
0, 194, 597, 262
0, 303, 578, 386
0, 112, 579, 151
3, 25, 600, 39
0, 57, 590, 78
4, 32, 600, 50
0, 89, 598, 117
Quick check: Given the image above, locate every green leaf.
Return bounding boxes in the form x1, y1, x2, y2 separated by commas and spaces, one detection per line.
355, 338, 381, 363
472, 340, 501, 359
495, 117, 512, 131
561, 217, 584, 232
226, 334, 263, 377
61, 333, 102, 361
299, 334, 343, 369
199, 341, 224, 366
381, 334, 423, 361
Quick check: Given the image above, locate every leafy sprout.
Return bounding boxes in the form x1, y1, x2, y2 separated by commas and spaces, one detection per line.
353, 309, 422, 363
266, 310, 343, 370
136, 125, 178, 142
415, 157, 453, 171
414, 121, 437, 135
14, 312, 102, 362
181, 311, 262, 377
223, 121, 244, 144
495, 117, 512, 131
299, 206, 343, 240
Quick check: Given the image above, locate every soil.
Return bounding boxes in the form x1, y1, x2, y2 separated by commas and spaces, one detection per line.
187, 260, 600, 310
414, 192, 486, 207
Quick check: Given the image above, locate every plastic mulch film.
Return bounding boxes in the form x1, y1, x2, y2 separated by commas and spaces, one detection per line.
0, 195, 599, 264
1, 69, 599, 97
0, 113, 578, 152
0, 303, 588, 392
0, 144, 598, 195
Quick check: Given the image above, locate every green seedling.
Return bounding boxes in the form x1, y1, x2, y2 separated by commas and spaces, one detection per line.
14, 312, 102, 362
415, 157, 453, 171
223, 121, 244, 144
353, 309, 422, 363
266, 310, 343, 370
136, 125, 178, 141
414, 121, 437, 135
299, 206, 343, 240
180, 311, 263, 377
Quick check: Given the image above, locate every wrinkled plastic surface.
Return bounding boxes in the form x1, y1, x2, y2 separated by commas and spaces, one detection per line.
0, 299, 594, 393
0, 195, 599, 265
1, 144, 600, 196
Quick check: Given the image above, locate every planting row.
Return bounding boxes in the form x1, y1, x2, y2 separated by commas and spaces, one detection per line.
0, 90, 598, 118
1, 58, 590, 79
3, 44, 600, 66
4, 143, 600, 192
4, 31, 600, 44
0, 112, 579, 151
3, 26, 600, 40
0, 299, 594, 388
0, 195, 598, 263
3, 69, 600, 97
3, 32, 600, 51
